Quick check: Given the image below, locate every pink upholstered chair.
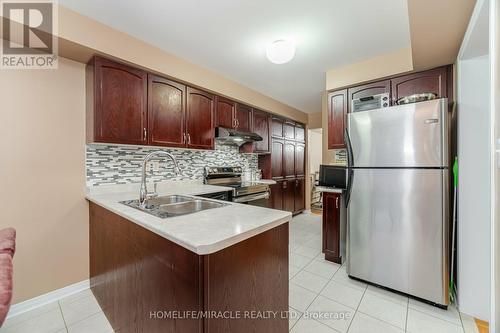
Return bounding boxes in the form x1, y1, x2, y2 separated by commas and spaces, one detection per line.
0, 228, 16, 327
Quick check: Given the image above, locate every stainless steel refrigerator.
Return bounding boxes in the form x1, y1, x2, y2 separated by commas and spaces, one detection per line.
345, 98, 449, 306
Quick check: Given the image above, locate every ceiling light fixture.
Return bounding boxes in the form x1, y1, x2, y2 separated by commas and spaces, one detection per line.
266, 39, 295, 64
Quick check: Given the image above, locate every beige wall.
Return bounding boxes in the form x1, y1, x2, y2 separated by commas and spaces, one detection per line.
321, 92, 334, 164
323, 48, 415, 164
326, 47, 413, 91
54, 6, 308, 122
308, 112, 322, 129
308, 129, 323, 174
408, 0, 476, 70
0, 57, 88, 303
306, 113, 323, 207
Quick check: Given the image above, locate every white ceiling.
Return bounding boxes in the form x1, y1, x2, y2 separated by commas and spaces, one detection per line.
60, 0, 411, 113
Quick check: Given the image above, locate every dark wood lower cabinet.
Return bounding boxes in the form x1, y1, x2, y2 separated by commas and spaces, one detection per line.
270, 180, 284, 211
270, 178, 304, 215
322, 192, 342, 264
294, 178, 305, 212
89, 203, 288, 333
283, 179, 296, 213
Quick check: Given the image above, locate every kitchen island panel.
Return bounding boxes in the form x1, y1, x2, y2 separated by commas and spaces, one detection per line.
204, 222, 289, 332
90, 202, 288, 333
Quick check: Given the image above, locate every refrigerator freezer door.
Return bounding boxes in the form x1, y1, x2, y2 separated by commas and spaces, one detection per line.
347, 168, 449, 305
348, 99, 448, 168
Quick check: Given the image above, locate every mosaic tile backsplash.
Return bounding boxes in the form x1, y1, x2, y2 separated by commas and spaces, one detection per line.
86, 144, 258, 186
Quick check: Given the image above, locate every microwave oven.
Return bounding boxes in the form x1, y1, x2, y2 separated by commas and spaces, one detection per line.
351, 93, 390, 112
319, 165, 347, 189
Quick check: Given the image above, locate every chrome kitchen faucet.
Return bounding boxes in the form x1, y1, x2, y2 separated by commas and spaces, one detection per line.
139, 151, 182, 206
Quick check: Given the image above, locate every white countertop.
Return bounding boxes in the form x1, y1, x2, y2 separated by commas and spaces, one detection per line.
86, 180, 291, 255
253, 179, 276, 185
316, 186, 344, 194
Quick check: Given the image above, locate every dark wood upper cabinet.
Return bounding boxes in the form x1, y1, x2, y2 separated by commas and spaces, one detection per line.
148, 75, 186, 147
283, 142, 295, 178
215, 99, 252, 132
283, 121, 295, 140
272, 117, 284, 138
327, 89, 347, 149
391, 66, 449, 104
295, 144, 305, 177
322, 192, 341, 263
295, 124, 305, 143
235, 103, 252, 132
186, 87, 215, 150
294, 178, 305, 213
269, 119, 306, 213
271, 140, 284, 179
327, 65, 453, 152
253, 110, 271, 153
348, 80, 391, 110
92, 56, 148, 145
283, 179, 296, 213
216, 97, 236, 129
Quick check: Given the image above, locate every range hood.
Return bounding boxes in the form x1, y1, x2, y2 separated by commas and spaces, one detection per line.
215, 127, 263, 146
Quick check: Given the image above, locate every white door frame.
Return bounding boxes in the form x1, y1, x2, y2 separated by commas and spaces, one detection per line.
490, 0, 499, 331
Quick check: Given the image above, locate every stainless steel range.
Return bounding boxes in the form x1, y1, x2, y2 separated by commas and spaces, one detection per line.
204, 167, 270, 207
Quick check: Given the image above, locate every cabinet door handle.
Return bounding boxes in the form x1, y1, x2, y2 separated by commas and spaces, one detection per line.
143, 128, 147, 141
336, 197, 339, 209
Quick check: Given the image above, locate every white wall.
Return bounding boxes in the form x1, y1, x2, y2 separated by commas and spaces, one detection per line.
308, 129, 323, 174
491, 0, 500, 329
457, 54, 491, 321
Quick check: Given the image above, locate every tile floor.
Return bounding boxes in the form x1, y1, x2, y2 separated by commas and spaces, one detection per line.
0, 288, 112, 333
1, 212, 479, 333
288, 212, 476, 333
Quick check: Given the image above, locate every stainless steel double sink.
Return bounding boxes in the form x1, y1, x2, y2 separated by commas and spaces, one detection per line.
120, 195, 228, 218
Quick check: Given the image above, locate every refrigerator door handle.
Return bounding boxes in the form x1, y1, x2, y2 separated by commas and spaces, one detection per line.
344, 128, 354, 168
344, 128, 354, 208
345, 168, 353, 208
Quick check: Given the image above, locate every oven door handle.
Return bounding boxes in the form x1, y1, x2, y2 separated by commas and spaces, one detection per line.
233, 191, 270, 203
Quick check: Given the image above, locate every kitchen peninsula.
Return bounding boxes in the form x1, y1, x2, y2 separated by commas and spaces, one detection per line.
87, 181, 291, 332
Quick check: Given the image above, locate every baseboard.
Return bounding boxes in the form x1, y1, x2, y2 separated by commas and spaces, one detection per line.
7, 279, 90, 319
474, 318, 489, 333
